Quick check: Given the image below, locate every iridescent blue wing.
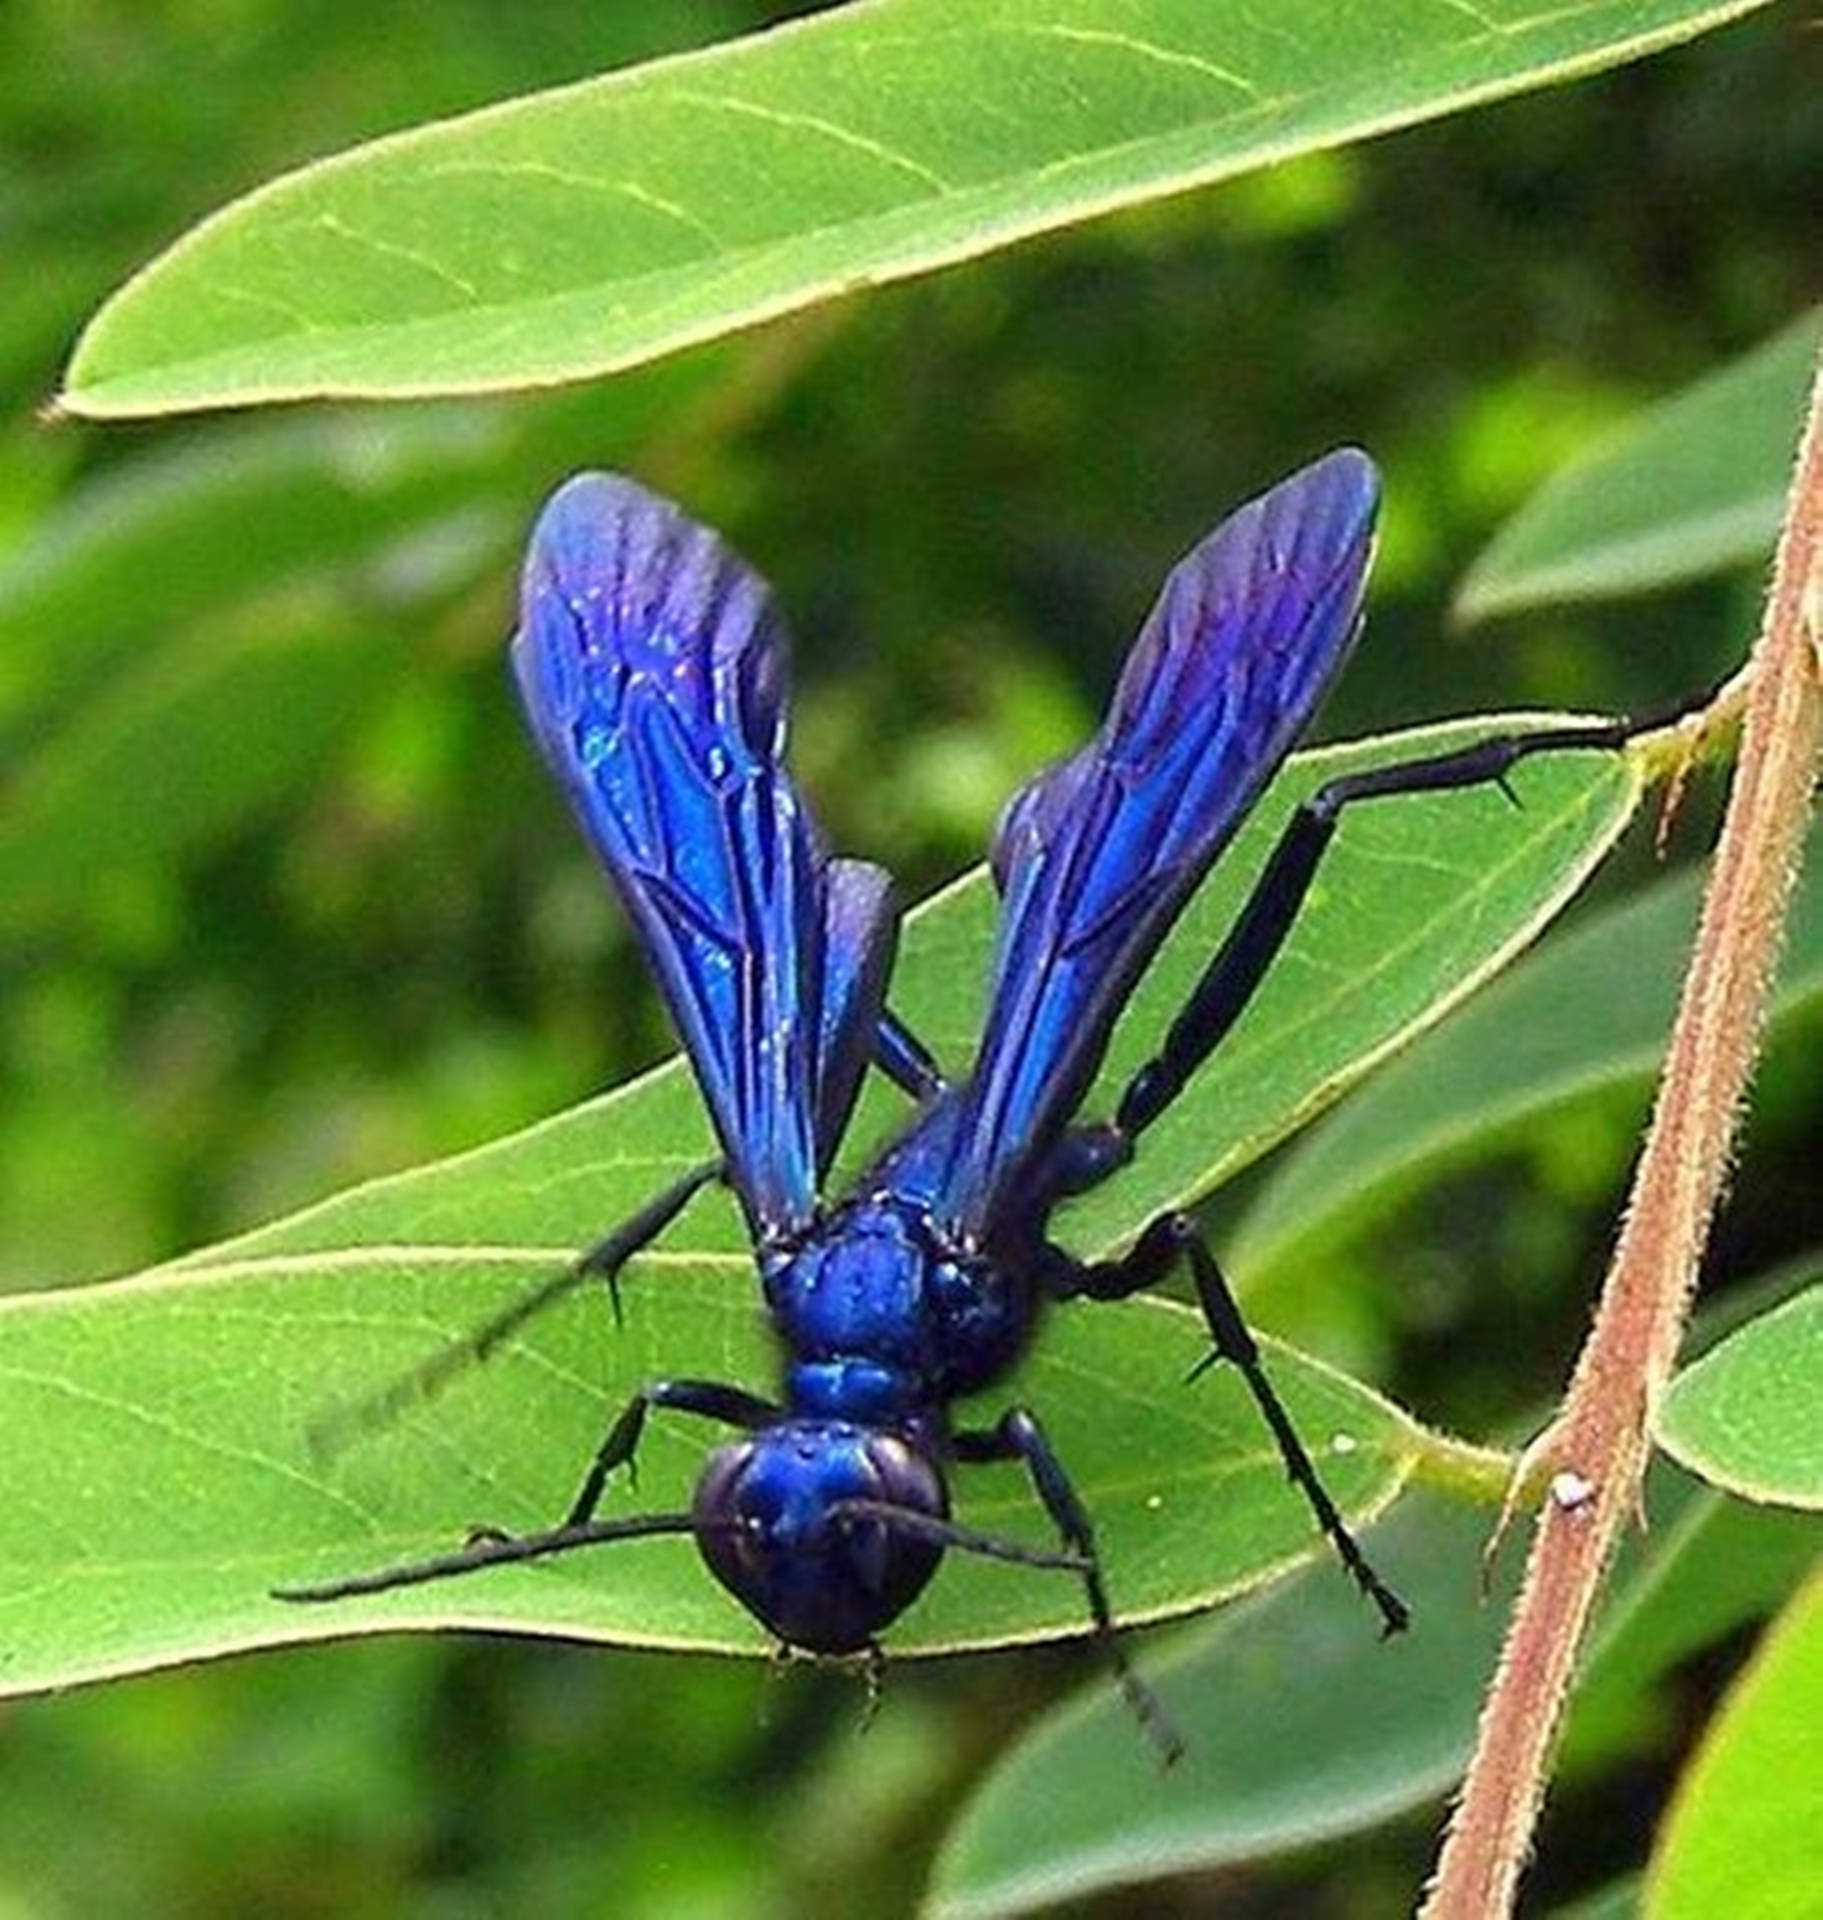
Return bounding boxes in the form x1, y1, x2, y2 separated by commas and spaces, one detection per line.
934, 450, 1381, 1241
512, 473, 894, 1239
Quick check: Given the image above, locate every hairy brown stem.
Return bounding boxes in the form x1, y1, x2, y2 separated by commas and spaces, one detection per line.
1420, 357, 1823, 1919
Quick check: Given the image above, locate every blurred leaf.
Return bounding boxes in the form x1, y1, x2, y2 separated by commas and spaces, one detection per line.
1643, 1574, 1823, 1920
0, 591, 405, 939
0, 716, 1649, 1691
1, 342, 750, 732
1656, 1282, 1823, 1509
60, 0, 1775, 415
0, 344, 776, 944
925, 1465, 1810, 1918
1456, 307, 1818, 620
927, 1491, 1512, 1920
0, 409, 515, 726
1230, 855, 1823, 1288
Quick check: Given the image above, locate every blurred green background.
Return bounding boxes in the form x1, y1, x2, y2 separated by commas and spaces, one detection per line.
0, 3, 1816, 1915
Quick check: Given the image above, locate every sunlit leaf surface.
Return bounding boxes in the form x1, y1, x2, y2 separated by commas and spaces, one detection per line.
62, 0, 1773, 415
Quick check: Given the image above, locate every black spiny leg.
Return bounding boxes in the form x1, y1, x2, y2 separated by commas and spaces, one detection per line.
1050, 1218, 1408, 1635
575, 1159, 727, 1327
1032, 721, 1654, 1209
306, 1159, 724, 1459
954, 1408, 1185, 1765
562, 1378, 779, 1526
1114, 722, 1637, 1144
1016, 724, 1666, 1645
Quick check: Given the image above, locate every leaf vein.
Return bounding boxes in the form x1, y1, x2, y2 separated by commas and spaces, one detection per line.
1430, 0, 1507, 31
1022, 23, 1263, 99
310, 213, 484, 301
660, 87, 954, 194
423, 161, 727, 250
0, 1365, 374, 1522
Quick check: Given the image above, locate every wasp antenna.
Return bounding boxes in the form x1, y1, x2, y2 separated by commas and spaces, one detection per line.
826, 1498, 1093, 1574
272, 1509, 702, 1605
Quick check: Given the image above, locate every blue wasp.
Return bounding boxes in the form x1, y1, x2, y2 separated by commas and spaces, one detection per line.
281, 450, 1640, 1755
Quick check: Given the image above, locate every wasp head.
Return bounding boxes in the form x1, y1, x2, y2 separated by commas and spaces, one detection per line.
693, 1421, 947, 1654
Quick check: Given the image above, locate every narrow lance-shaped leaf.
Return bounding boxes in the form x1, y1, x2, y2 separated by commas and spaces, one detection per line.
0, 1261, 1422, 1699
176, 717, 1647, 1270
61, 0, 1774, 415
929, 1491, 1527, 1920
934, 1271, 1823, 1911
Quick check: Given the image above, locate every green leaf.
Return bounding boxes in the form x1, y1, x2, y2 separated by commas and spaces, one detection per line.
0, 352, 754, 942
60, 0, 1774, 415
0, 716, 1647, 1694
1, 343, 746, 730
0, 591, 405, 939
0, 1262, 1421, 1698
1230, 855, 1823, 1287
1456, 307, 1819, 620
1644, 1574, 1823, 1920
1656, 1282, 1823, 1509
925, 1467, 1812, 1918
0, 409, 514, 728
